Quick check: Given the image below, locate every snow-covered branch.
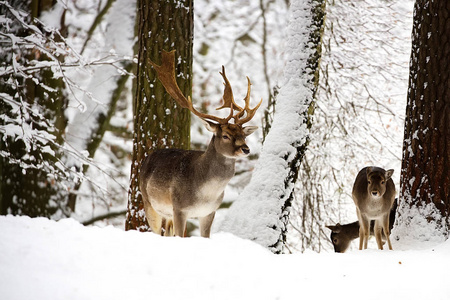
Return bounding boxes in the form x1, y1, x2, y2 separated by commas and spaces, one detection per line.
0, 0, 134, 219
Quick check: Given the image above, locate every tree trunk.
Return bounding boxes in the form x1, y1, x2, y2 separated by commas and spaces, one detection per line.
218, 0, 325, 253
397, 0, 449, 239
125, 0, 193, 231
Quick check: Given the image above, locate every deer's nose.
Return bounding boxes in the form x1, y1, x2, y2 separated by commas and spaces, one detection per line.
242, 147, 250, 155
372, 191, 379, 196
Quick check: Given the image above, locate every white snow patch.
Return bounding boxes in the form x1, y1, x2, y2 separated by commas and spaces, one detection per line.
0, 215, 449, 300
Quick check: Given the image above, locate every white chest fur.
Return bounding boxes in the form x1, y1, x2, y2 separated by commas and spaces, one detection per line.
199, 179, 227, 200
364, 196, 385, 219
186, 180, 227, 218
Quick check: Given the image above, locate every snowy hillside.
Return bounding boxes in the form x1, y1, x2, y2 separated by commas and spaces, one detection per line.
1, 216, 449, 300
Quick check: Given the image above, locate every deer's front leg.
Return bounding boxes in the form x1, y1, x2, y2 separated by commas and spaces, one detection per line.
199, 212, 216, 238
382, 213, 393, 250
374, 220, 383, 250
357, 210, 370, 250
361, 218, 370, 250
173, 210, 187, 237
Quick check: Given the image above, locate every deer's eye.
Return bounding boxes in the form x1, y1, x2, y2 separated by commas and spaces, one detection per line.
368, 181, 371, 184
381, 181, 385, 184
222, 135, 230, 140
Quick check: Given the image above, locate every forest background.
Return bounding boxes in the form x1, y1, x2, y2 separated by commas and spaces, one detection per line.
1, 0, 446, 253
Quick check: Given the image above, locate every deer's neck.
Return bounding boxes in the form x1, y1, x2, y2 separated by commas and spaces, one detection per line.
345, 221, 361, 239
200, 136, 236, 177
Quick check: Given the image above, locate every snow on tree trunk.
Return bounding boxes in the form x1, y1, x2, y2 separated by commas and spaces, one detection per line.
218, 0, 323, 253
394, 0, 450, 243
125, 0, 193, 231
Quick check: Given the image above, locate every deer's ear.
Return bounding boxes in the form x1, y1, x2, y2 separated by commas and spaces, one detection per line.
201, 119, 220, 133
243, 126, 258, 136
326, 224, 341, 233
385, 169, 394, 180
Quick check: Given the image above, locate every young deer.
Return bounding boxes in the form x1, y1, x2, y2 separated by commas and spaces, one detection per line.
326, 199, 397, 253
140, 50, 261, 237
352, 166, 396, 250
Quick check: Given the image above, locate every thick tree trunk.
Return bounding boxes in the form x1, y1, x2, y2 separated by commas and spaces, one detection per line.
397, 0, 449, 238
125, 0, 193, 231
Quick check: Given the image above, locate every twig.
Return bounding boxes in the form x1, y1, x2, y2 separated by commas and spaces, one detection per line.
82, 209, 127, 226
80, 0, 116, 55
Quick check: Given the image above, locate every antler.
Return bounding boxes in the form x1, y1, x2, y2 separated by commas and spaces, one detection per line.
149, 50, 232, 125
235, 76, 262, 125
149, 50, 261, 125
217, 66, 243, 112
217, 66, 262, 125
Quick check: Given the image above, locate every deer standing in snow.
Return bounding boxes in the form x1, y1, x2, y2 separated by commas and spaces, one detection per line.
326, 199, 397, 253
352, 166, 396, 250
139, 50, 261, 237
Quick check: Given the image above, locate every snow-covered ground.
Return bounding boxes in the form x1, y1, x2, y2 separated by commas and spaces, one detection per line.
1, 215, 449, 300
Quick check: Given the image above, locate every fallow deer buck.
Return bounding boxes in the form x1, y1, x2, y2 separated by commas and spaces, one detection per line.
352, 166, 396, 250
140, 50, 262, 237
326, 199, 397, 253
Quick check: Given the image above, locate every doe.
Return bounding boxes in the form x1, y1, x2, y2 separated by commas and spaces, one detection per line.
326, 199, 397, 253
352, 166, 396, 250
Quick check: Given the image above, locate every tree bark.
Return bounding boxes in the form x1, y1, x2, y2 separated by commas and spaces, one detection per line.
398, 0, 449, 236
125, 0, 193, 231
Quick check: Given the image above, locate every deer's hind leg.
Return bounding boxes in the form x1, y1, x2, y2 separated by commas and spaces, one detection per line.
162, 218, 174, 236
143, 199, 163, 235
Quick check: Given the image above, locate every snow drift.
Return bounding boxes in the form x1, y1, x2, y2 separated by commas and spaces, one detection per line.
1, 215, 449, 300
